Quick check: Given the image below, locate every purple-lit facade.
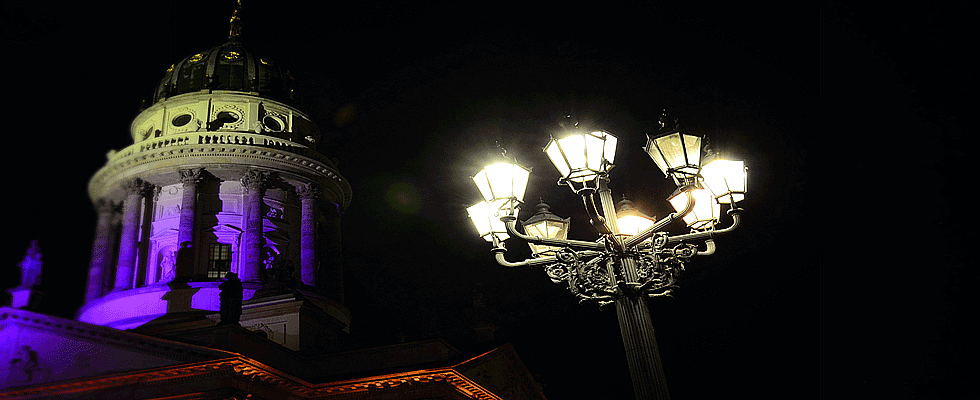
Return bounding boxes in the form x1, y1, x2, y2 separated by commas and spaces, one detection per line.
76, 37, 352, 331
1, 10, 546, 399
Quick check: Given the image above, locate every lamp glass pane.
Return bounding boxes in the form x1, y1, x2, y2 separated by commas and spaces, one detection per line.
682, 134, 702, 174
472, 162, 530, 209
648, 133, 701, 176
560, 135, 588, 171
655, 134, 684, 169
526, 219, 569, 240
545, 132, 617, 182
654, 132, 701, 173
669, 188, 719, 229
524, 222, 545, 238
701, 159, 746, 204
617, 214, 654, 236
544, 140, 572, 178
585, 131, 617, 171
528, 243, 560, 256
644, 139, 670, 177
467, 201, 510, 242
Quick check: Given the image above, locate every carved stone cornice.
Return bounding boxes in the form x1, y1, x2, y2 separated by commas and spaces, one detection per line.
0, 358, 239, 399
240, 169, 274, 192
314, 369, 503, 399
88, 143, 351, 210
178, 167, 206, 185
0, 353, 504, 400
120, 178, 155, 197
0, 308, 231, 362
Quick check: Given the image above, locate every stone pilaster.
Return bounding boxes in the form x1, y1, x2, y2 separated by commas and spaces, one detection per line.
240, 169, 272, 283
296, 182, 320, 288
176, 168, 205, 279
86, 199, 119, 302
114, 178, 154, 292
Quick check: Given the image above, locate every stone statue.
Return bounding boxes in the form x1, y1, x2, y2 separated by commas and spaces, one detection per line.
159, 248, 177, 281
218, 272, 243, 325
17, 241, 43, 289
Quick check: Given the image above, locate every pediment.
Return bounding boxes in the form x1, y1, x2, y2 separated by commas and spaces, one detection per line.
0, 307, 234, 390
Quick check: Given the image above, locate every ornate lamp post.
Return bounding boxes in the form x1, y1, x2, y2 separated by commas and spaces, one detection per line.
465, 111, 747, 400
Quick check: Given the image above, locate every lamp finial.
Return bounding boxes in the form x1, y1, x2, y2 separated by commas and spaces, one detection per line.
494, 140, 507, 158
658, 109, 679, 133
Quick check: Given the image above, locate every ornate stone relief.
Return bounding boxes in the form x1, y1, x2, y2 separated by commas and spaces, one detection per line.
159, 204, 181, 219
265, 206, 283, 219
178, 167, 206, 184
295, 182, 320, 200
210, 105, 245, 131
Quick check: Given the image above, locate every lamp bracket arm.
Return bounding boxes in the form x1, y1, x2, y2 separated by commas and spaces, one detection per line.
490, 244, 557, 268
500, 217, 605, 251
623, 187, 696, 248
579, 188, 613, 235
666, 208, 743, 245
493, 250, 557, 267
697, 239, 717, 256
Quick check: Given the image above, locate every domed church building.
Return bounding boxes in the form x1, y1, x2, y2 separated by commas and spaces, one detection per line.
77, 5, 352, 340
0, 5, 544, 399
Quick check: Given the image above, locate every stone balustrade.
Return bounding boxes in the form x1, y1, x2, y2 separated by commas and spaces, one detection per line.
89, 132, 346, 203
103, 132, 322, 169
130, 132, 308, 156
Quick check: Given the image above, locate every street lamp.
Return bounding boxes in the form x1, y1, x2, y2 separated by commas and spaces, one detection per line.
471, 158, 531, 213
616, 196, 655, 239
464, 111, 746, 400
668, 186, 719, 230
521, 199, 570, 257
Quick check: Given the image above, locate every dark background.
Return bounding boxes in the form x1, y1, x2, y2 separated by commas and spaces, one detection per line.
1, 1, 972, 399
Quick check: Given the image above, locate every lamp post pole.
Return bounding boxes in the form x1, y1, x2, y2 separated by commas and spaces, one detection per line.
597, 179, 672, 400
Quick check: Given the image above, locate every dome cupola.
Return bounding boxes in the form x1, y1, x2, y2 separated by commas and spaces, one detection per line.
151, 6, 297, 106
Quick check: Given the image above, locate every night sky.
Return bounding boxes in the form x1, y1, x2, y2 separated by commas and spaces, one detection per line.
2, 1, 972, 399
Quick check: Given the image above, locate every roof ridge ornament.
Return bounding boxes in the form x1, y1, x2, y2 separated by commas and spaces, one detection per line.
229, 0, 243, 41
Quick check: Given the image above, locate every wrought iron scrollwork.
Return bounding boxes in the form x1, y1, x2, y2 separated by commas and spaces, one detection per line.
542, 232, 701, 305
543, 248, 617, 305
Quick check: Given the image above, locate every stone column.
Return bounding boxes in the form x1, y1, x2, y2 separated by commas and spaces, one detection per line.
296, 183, 320, 288
176, 168, 205, 279
86, 199, 118, 302
114, 178, 153, 292
240, 169, 272, 283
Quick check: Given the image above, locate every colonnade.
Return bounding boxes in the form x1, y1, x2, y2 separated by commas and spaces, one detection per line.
84, 168, 334, 303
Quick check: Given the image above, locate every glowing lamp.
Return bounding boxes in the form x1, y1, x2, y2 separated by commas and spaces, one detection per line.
701, 159, 747, 204
669, 188, 719, 230
472, 162, 530, 212
615, 197, 655, 238
545, 130, 618, 183
467, 201, 510, 242
644, 130, 702, 185
521, 200, 570, 256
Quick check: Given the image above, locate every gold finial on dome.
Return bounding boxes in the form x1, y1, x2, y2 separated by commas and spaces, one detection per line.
229, 0, 243, 40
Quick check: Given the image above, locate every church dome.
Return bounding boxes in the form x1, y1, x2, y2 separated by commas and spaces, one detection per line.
151, 38, 298, 106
